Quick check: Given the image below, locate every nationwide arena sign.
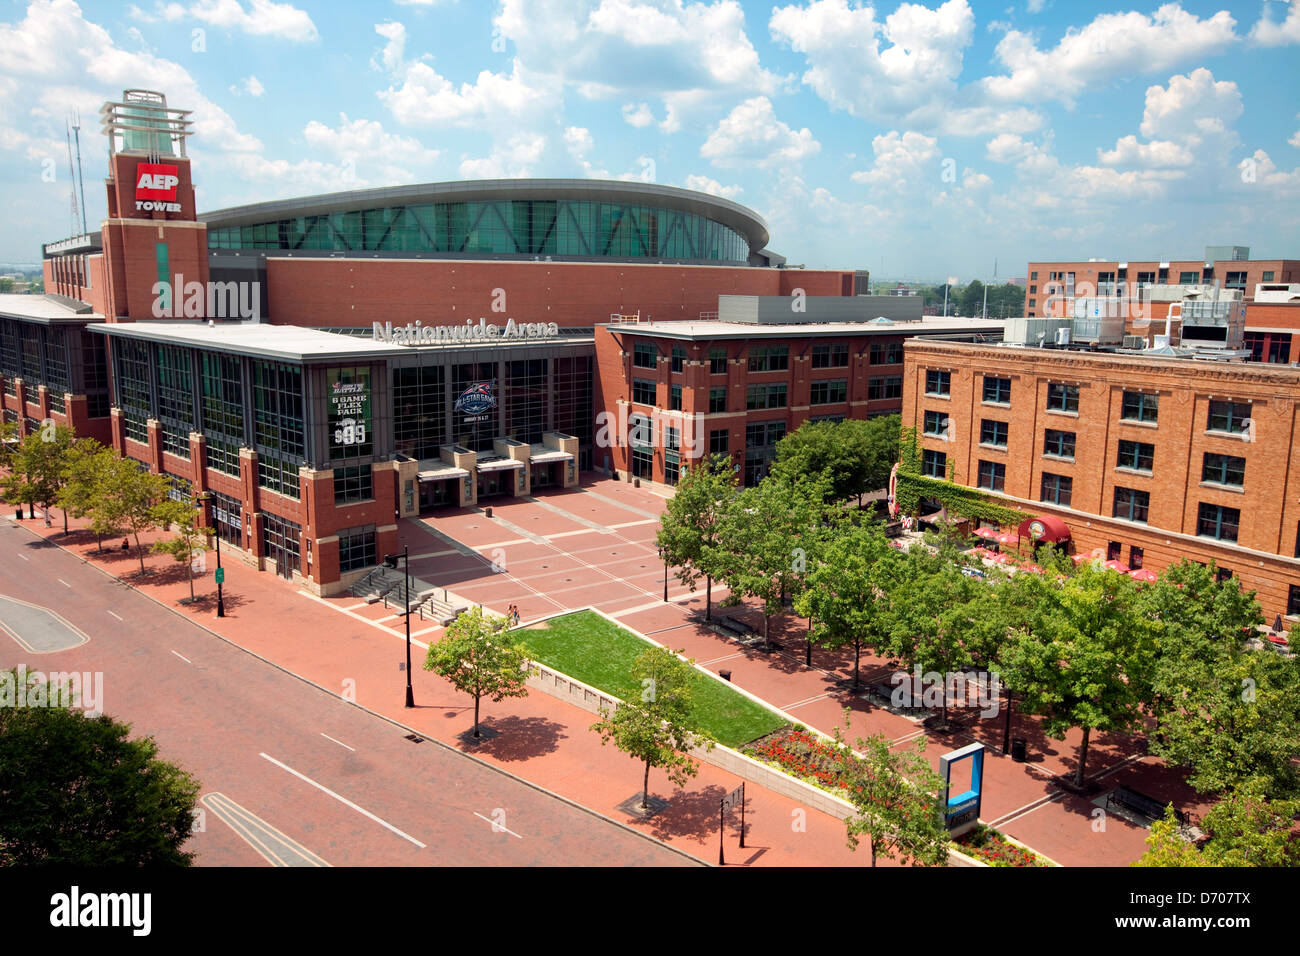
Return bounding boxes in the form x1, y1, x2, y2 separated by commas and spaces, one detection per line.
372, 318, 560, 346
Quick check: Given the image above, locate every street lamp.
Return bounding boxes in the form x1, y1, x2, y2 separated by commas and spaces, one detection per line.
196, 493, 224, 618
385, 546, 415, 708
658, 546, 668, 602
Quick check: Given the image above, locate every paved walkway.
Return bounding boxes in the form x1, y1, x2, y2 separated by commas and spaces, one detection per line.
12, 475, 1215, 866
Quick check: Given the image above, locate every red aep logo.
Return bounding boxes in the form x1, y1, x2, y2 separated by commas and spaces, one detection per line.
135, 163, 180, 201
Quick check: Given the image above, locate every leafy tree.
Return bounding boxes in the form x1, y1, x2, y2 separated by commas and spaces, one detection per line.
710, 469, 836, 649
0, 278, 13, 293
998, 566, 1159, 788
1134, 779, 1300, 867
56, 439, 116, 550
958, 279, 985, 317
152, 496, 216, 602
0, 422, 77, 531
656, 452, 737, 621
795, 521, 905, 688
590, 646, 715, 810
423, 606, 531, 739
88, 456, 172, 575
771, 416, 900, 505
0, 674, 201, 865
830, 710, 949, 867
0, 419, 17, 471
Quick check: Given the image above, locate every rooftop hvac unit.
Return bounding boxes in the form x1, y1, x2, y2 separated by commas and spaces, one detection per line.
1122, 335, 1146, 349
1054, 327, 1072, 346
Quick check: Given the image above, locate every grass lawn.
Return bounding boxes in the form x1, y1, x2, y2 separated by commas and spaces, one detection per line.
517, 610, 786, 748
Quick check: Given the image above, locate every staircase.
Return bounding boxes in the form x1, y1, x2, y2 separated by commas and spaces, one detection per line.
351, 567, 404, 603
417, 593, 464, 627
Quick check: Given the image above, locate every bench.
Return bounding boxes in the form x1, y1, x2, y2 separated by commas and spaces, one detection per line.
1107, 785, 1187, 825
867, 680, 922, 710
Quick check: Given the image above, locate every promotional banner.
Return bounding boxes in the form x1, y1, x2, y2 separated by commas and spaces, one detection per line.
329, 367, 371, 452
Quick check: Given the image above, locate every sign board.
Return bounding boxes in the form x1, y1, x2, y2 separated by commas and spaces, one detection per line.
135, 162, 181, 213
329, 368, 371, 452
939, 742, 985, 837
454, 381, 496, 419
721, 784, 744, 813
214, 568, 225, 584
372, 319, 560, 346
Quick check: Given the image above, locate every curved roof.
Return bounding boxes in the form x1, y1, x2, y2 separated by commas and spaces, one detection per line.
200, 178, 769, 253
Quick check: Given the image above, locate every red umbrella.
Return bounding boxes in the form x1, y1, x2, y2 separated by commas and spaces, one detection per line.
996, 531, 1020, 547
1104, 559, 1130, 573
973, 526, 1000, 540
1017, 563, 1044, 574
1129, 568, 1158, 583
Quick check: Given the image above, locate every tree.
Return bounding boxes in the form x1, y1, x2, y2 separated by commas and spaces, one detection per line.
0, 278, 13, 293
423, 606, 530, 739
0, 422, 77, 531
709, 469, 836, 649
958, 279, 985, 317
1134, 779, 1300, 868
57, 439, 116, 551
998, 565, 1159, 788
830, 711, 949, 867
590, 646, 715, 810
796, 522, 905, 689
88, 456, 172, 575
0, 418, 17, 471
0, 673, 201, 865
656, 452, 737, 621
771, 417, 901, 507
152, 496, 216, 603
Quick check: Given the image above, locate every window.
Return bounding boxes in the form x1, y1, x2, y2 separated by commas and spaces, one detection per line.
1207, 399, 1251, 434
1224, 271, 1247, 290
200, 352, 245, 477
925, 370, 951, 396
664, 426, 681, 486
1043, 429, 1076, 460
923, 410, 949, 437
156, 344, 194, 459
1107, 541, 1122, 562
744, 421, 786, 487
1196, 503, 1240, 542
1030, 271, 1038, 280
338, 525, 377, 573
809, 379, 847, 405
709, 349, 727, 375
670, 384, 682, 411
746, 383, 787, 410
1129, 546, 1144, 569
633, 343, 657, 369
252, 360, 305, 499
1215, 566, 1233, 583
709, 387, 726, 413
980, 419, 1008, 447
1113, 487, 1150, 523
1178, 271, 1198, 285
1202, 452, 1245, 487
977, 460, 1005, 491
632, 378, 657, 406
1121, 391, 1159, 423
709, 429, 729, 455
869, 342, 904, 365
811, 343, 849, 368
1289, 585, 1300, 617
1263, 271, 1275, 282
983, 376, 1011, 404
394, 365, 447, 460
334, 464, 373, 504
747, 347, 789, 372
261, 512, 302, 577
867, 376, 902, 401
922, 449, 947, 479
1040, 473, 1072, 506
1117, 440, 1154, 472
1028, 299, 1035, 309
1047, 384, 1079, 413
671, 346, 685, 374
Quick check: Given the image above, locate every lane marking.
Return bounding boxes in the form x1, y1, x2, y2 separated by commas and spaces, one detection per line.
170, 649, 192, 664
16, 554, 27, 561
320, 732, 356, 752
473, 811, 523, 839
260, 752, 427, 849
203, 792, 330, 867
107, 610, 123, 621
57, 578, 72, 588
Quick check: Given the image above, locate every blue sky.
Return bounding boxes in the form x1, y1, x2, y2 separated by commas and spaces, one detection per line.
1, 0, 1298, 280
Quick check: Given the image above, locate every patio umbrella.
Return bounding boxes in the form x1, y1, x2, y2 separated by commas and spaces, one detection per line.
973, 526, 1000, 540
1104, 559, 1130, 573
996, 531, 1020, 547
1017, 563, 1044, 574
1129, 568, 1158, 583
1072, 548, 1105, 565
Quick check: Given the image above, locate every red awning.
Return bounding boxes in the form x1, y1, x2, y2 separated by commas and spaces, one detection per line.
1018, 514, 1071, 544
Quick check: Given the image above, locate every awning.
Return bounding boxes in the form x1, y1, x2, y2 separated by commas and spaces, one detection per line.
528, 446, 574, 464
1018, 514, 1071, 543
418, 463, 469, 480
477, 458, 525, 473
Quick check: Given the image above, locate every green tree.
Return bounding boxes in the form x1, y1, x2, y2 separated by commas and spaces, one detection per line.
0, 674, 201, 866
796, 522, 905, 689
1134, 779, 1300, 867
656, 452, 737, 621
89, 457, 173, 575
1, 422, 77, 531
424, 606, 530, 739
590, 646, 715, 810
56, 439, 116, 550
0, 278, 13, 293
710, 469, 835, 649
771, 416, 900, 504
830, 711, 949, 867
998, 565, 1159, 788
958, 279, 985, 317
0, 419, 17, 471
152, 496, 216, 603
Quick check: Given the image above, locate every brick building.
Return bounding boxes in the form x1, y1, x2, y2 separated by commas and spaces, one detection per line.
902, 338, 1300, 623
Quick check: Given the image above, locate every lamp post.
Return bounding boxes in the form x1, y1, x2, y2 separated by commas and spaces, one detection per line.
197, 493, 225, 617
658, 546, 668, 602
385, 546, 415, 708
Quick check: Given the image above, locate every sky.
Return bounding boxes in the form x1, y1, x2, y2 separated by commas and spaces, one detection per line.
1, 0, 1298, 280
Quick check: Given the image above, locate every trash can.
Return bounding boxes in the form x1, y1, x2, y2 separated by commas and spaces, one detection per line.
485, 506, 493, 518
14, 507, 22, 520
719, 669, 732, 682
633, 478, 640, 488
1011, 737, 1027, 762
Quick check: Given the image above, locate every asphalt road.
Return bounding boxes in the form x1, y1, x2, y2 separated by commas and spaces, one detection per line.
0, 519, 696, 867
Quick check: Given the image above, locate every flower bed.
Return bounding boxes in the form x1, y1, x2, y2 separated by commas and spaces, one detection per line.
954, 824, 1050, 867
744, 726, 848, 793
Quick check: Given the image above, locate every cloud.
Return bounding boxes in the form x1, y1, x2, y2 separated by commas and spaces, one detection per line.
229, 74, 264, 97
699, 96, 819, 169
683, 173, 742, 198
302, 113, 440, 182
1138, 67, 1242, 143
378, 56, 550, 127
982, 4, 1238, 107
1026, 0, 1046, 13
160, 0, 320, 42
850, 130, 939, 187
372, 22, 406, 73
621, 102, 655, 127
1248, 1, 1300, 46
459, 133, 547, 178
1098, 135, 1193, 168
